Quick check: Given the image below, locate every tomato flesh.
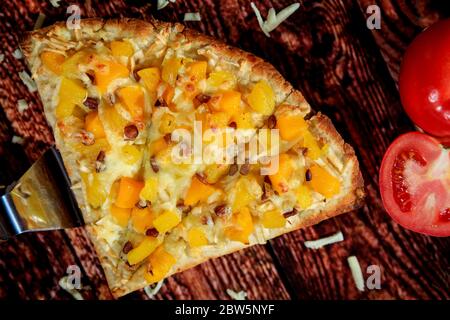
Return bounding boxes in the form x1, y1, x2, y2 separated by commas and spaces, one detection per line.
379, 132, 450, 237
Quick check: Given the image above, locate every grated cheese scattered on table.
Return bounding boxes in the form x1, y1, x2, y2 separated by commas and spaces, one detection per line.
17, 99, 29, 113
157, 0, 176, 10
226, 289, 247, 300
304, 231, 344, 249
183, 12, 201, 22
58, 276, 84, 300
13, 48, 23, 59
347, 256, 365, 292
250, 2, 301, 37
18, 71, 37, 92
33, 13, 46, 30
49, 0, 61, 7
0, 53, 4, 63
12, 135, 24, 145
144, 280, 164, 299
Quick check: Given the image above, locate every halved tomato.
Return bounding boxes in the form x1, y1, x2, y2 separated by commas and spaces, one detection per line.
379, 132, 450, 237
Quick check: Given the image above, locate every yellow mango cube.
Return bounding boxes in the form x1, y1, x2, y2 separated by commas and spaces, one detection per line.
81, 172, 108, 209
140, 177, 158, 203
94, 59, 129, 93
162, 57, 182, 86
102, 104, 128, 135
85, 111, 106, 139
110, 40, 134, 58
296, 184, 312, 209
56, 78, 87, 119
277, 113, 308, 141
262, 209, 286, 229
116, 86, 145, 120
131, 207, 154, 233
149, 137, 168, 156
188, 227, 208, 247
187, 61, 207, 81
225, 207, 253, 243
232, 177, 256, 212
159, 113, 176, 134
145, 245, 176, 283
115, 177, 144, 209
153, 211, 181, 234
127, 237, 159, 265
210, 91, 241, 116
234, 112, 254, 129
121, 145, 142, 165
137, 68, 160, 93
204, 164, 229, 184
269, 153, 293, 194
308, 164, 340, 198
247, 80, 275, 115
302, 130, 322, 160
110, 205, 131, 227
184, 176, 217, 206
40, 51, 65, 75
206, 71, 235, 88
62, 50, 91, 76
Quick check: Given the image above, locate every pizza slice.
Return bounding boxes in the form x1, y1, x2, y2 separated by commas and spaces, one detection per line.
22, 19, 364, 297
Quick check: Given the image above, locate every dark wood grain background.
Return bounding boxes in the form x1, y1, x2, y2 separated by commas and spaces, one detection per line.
0, 0, 448, 300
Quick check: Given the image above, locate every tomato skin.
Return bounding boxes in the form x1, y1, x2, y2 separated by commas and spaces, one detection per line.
399, 19, 450, 138
379, 132, 450, 237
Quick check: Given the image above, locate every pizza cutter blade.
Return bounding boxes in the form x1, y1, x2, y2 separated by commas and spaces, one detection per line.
0, 146, 84, 241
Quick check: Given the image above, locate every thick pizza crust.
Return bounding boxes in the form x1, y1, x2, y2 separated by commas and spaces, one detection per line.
21, 18, 364, 298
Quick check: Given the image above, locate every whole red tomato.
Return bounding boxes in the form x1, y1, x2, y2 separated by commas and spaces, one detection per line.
399, 19, 450, 138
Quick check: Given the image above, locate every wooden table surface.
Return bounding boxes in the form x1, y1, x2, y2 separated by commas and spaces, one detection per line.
0, 0, 448, 300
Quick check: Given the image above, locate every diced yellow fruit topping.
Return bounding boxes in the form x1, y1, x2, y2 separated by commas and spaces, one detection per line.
153, 211, 181, 234
117, 86, 145, 120
40, 51, 65, 75
72, 138, 110, 163
81, 172, 107, 209
232, 177, 256, 212
145, 245, 176, 283
127, 237, 159, 265
121, 145, 142, 165
148, 137, 168, 156
209, 111, 230, 129
140, 177, 158, 203
277, 113, 308, 141
308, 164, 340, 198
296, 184, 312, 209
94, 59, 129, 93
62, 50, 91, 76
159, 113, 176, 134
204, 164, 229, 184
247, 80, 275, 116
131, 207, 154, 233
56, 78, 87, 119
110, 40, 134, 58
84, 111, 106, 139
302, 130, 322, 160
262, 209, 286, 229
162, 57, 182, 86
137, 68, 160, 93
187, 61, 207, 81
224, 207, 253, 243
269, 153, 293, 194
210, 91, 241, 117
184, 176, 217, 206
110, 205, 131, 227
187, 227, 208, 247
102, 104, 128, 135
206, 71, 235, 88
234, 112, 254, 129
115, 177, 144, 209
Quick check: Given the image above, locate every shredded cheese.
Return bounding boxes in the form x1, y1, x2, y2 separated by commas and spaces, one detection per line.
250, 2, 301, 37
347, 256, 365, 292
226, 289, 247, 300
13, 48, 23, 59
144, 280, 164, 299
157, 0, 176, 10
33, 13, 46, 30
58, 276, 84, 300
18, 71, 37, 92
183, 12, 201, 22
17, 99, 28, 113
49, 0, 61, 7
304, 231, 344, 249
0, 53, 4, 63
12, 135, 24, 145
